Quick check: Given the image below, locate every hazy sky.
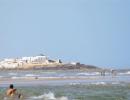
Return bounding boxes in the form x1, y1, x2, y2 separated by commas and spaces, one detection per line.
0, 0, 130, 68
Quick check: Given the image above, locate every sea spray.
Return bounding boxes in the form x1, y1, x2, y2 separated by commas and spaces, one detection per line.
29, 92, 68, 100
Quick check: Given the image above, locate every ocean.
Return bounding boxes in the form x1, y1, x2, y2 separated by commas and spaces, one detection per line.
0, 70, 130, 100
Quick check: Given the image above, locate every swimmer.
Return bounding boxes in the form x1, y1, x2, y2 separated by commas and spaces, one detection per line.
6, 84, 23, 99
6, 84, 16, 97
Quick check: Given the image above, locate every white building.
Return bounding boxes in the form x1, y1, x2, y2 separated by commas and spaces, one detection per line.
0, 55, 62, 69
21, 55, 48, 63
4, 58, 16, 62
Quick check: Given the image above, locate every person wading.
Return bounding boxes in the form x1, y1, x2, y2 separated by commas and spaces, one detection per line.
6, 84, 17, 97
6, 84, 23, 99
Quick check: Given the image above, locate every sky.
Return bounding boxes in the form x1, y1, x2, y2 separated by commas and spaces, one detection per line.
0, 0, 130, 69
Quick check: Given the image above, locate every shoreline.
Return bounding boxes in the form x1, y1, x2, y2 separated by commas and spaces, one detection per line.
0, 63, 104, 72
0, 76, 130, 87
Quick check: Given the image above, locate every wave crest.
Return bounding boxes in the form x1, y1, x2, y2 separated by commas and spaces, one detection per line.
29, 92, 68, 100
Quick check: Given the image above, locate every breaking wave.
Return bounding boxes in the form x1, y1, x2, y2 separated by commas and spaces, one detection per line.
8, 73, 17, 75
28, 92, 68, 100
77, 72, 100, 76
25, 74, 39, 77
119, 71, 130, 75
127, 71, 130, 74
69, 82, 107, 86
91, 82, 106, 85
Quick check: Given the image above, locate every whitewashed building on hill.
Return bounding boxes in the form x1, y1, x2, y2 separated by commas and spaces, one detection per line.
0, 55, 62, 69
4, 58, 16, 62
21, 55, 48, 63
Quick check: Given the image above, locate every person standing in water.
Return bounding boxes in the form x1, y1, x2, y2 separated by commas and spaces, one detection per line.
6, 84, 23, 99
6, 84, 17, 97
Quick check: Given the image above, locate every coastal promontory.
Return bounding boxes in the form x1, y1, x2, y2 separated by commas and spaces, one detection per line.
0, 55, 102, 71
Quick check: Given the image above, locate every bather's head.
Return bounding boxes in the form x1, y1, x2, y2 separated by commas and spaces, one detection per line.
9, 84, 14, 89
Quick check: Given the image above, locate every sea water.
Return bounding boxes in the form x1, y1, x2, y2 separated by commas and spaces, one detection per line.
0, 70, 130, 100
0, 84, 130, 100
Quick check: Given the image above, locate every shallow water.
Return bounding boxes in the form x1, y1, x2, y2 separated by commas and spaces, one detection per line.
0, 70, 130, 78
0, 84, 130, 100
0, 70, 130, 100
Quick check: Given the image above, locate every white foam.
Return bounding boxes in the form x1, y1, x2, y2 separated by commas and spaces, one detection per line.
119, 71, 130, 75
112, 82, 120, 85
11, 76, 19, 79
25, 74, 39, 77
11, 76, 25, 79
11, 76, 33, 79
41, 72, 57, 74
69, 82, 81, 85
8, 73, 17, 75
126, 71, 130, 74
91, 82, 106, 85
29, 92, 68, 100
77, 72, 100, 76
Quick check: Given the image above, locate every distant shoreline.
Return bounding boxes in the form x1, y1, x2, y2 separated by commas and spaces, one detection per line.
0, 63, 104, 71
